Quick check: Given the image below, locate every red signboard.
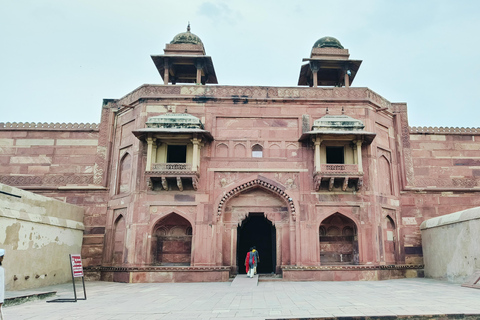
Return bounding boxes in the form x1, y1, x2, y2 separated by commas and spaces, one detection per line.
71, 254, 84, 277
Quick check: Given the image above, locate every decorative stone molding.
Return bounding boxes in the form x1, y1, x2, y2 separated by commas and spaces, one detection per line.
281, 264, 424, 271
0, 175, 93, 186
85, 266, 230, 272
217, 178, 296, 221
410, 126, 480, 134
414, 177, 478, 188
117, 85, 392, 109
0, 122, 99, 130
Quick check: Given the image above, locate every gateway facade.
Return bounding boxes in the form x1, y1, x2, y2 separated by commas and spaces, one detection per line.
2, 28, 480, 283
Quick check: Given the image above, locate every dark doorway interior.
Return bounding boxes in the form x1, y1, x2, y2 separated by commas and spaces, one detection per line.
237, 213, 276, 274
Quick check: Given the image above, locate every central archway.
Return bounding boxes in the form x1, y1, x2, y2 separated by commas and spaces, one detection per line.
237, 213, 276, 274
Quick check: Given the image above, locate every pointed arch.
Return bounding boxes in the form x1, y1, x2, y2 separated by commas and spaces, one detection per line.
286, 143, 299, 158
117, 152, 132, 195
251, 144, 263, 158
269, 143, 281, 158
319, 212, 358, 265
384, 214, 396, 263
112, 214, 126, 265
151, 210, 194, 232
215, 143, 229, 157
234, 143, 246, 157
151, 212, 193, 266
216, 178, 297, 221
386, 215, 395, 229
378, 155, 393, 195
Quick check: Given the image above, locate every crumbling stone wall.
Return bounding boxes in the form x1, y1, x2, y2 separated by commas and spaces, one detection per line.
0, 183, 85, 290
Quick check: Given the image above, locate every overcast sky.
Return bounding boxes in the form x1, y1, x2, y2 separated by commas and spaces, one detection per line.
1, 0, 480, 127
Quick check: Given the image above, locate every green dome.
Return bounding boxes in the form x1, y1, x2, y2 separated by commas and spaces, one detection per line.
313, 36, 344, 49
170, 24, 203, 45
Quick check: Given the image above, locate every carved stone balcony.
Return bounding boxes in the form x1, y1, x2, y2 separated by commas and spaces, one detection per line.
151, 163, 192, 171
146, 163, 198, 191
314, 164, 363, 192
320, 164, 360, 174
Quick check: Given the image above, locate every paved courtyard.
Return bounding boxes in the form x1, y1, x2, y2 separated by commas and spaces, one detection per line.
4, 277, 480, 319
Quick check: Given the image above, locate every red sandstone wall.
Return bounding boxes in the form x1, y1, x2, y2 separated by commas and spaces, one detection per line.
0, 123, 109, 267
0, 123, 99, 187
409, 131, 480, 189
399, 129, 480, 264
4, 87, 480, 277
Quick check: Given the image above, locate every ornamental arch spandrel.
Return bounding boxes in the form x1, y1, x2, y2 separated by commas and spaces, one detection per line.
216, 177, 298, 274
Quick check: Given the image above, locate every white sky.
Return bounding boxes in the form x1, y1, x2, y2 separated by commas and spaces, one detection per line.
1, 0, 480, 127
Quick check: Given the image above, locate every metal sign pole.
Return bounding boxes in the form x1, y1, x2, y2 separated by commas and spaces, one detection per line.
71, 254, 78, 302
47, 254, 87, 303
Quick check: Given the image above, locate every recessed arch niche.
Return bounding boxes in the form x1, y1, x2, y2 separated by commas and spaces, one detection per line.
319, 212, 358, 265
112, 214, 126, 264
151, 213, 192, 266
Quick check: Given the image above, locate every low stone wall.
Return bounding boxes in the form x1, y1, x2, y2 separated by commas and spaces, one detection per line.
0, 183, 85, 290
282, 265, 424, 281
421, 207, 480, 283
92, 266, 231, 283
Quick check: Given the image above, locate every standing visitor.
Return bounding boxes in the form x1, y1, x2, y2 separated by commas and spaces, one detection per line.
0, 249, 5, 320
251, 246, 260, 275
245, 248, 256, 278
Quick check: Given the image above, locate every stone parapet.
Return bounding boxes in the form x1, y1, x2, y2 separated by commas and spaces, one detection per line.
410, 126, 480, 134
0, 122, 99, 131
117, 85, 392, 110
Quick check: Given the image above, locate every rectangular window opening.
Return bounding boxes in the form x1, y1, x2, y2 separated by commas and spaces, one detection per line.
326, 146, 344, 164
167, 145, 187, 163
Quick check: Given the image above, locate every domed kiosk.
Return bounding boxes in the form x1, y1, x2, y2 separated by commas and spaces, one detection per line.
151, 24, 218, 85
298, 36, 362, 87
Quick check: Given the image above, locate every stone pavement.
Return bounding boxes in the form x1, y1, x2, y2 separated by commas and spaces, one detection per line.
3, 277, 480, 320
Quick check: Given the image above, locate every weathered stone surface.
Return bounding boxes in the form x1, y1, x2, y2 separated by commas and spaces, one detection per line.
421, 207, 480, 283
2, 32, 480, 283
0, 183, 84, 291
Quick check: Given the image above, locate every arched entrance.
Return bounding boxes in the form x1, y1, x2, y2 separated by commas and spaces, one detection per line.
237, 213, 276, 274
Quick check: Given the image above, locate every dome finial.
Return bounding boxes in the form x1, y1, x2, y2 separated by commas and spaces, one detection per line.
187, 22, 191, 32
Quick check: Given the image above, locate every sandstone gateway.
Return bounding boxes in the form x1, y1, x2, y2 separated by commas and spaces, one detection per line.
2, 27, 480, 283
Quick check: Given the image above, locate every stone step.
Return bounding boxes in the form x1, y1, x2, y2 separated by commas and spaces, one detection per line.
230, 274, 258, 287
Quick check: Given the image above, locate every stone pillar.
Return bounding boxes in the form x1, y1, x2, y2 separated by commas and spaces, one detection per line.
353, 142, 358, 164
344, 68, 350, 88
356, 140, 363, 173
163, 59, 169, 85
146, 135, 153, 171
151, 138, 157, 165
314, 137, 322, 172
195, 59, 204, 85
191, 138, 200, 171
310, 61, 320, 88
